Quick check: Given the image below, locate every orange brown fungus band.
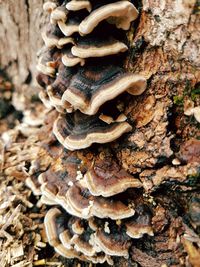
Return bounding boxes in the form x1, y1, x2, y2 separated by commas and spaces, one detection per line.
35, 0, 151, 264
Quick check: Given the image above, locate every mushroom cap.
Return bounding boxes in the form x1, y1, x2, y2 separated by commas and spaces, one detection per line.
59, 229, 73, 249
71, 218, 85, 235
58, 17, 80, 36
37, 54, 56, 77
61, 64, 146, 115
42, 24, 69, 48
125, 204, 153, 238
66, 0, 92, 12
42, 24, 74, 48
46, 63, 76, 108
71, 36, 128, 58
44, 208, 85, 259
79, 1, 138, 36
38, 151, 136, 220
66, 184, 135, 219
53, 112, 132, 150
50, 6, 68, 24
94, 228, 131, 257
36, 48, 60, 77
62, 49, 85, 67
44, 208, 114, 264
84, 157, 142, 197
71, 234, 97, 256
36, 72, 54, 88
92, 196, 135, 220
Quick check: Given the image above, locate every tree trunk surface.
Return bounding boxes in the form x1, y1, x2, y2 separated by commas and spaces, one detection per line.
0, 0, 200, 266
0, 0, 46, 90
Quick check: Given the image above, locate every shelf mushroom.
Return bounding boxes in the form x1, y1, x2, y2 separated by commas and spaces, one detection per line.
53, 111, 132, 150
42, 24, 74, 48
83, 157, 142, 197
34, 0, 152, 264
93, 229, 131, 257
71, 36, 128, 58
62, 48, 85, 67
79, 1, 138, 36
125, 205, 154, 239
66, 0, 92, 12
44, 207, 114, 265
46, 63, 77, 110
44, 208, 83, 259
58, 17, 80, 36
61, 65, 147, 115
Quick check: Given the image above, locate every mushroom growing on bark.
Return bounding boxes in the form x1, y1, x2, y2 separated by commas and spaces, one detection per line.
53, 111, 132, 150
35, 0, 150, 264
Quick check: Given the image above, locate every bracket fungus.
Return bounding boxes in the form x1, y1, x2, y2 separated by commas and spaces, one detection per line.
66, 0, 92, 12
35, 0, 150, 264
42, 24, 74, 48
58, 18, 80, 36
53, 112, 132, 150
62, 48, 85, 67
43, 205, 154, 263
83, 156, 142, 197
61, 65, 146, 115
78, 1, 138, 35
71, 37, 128, 58
37, 151, 138, 220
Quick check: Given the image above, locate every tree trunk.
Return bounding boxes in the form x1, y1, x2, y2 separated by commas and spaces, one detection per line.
0, 0, 47, 90
1, 0, 200, 266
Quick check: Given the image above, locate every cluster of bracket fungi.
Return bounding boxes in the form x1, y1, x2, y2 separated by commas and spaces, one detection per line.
35, 0, 152, 265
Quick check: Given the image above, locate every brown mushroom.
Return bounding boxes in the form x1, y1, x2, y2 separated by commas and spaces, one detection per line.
71, 234, 97, 256
125, 204, 154, 238
39, 91, 54, 109
94, 228, 131, 257
36, 71, 55, 89
83, 156, 142, 197
39, 153, 136, 219
61, 64, 146, 115
53, 111, 132, 150
37, 47, 62, 77
71, 36, 128, 58
66, 184, 135, 219
71, 219, 85, 235
59, 229, 73, 250
44, 208, 81, 258
85, 254, 114, 265
46, 63, 77, 110
37, 50, 57, 77
79, 1, 138, 36
44, 208, 115, 264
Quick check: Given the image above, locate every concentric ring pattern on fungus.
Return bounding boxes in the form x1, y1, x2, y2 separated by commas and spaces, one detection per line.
35, 1, 151, 265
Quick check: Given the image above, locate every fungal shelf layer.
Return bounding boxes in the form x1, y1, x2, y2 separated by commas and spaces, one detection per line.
35, 0, 150, 265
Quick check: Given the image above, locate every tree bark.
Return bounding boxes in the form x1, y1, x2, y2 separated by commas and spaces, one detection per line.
0, 0, 47, 90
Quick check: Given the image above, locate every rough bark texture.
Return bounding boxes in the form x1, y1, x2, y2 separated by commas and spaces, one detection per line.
0, 0, 200, 266
0, 0, 47, 90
